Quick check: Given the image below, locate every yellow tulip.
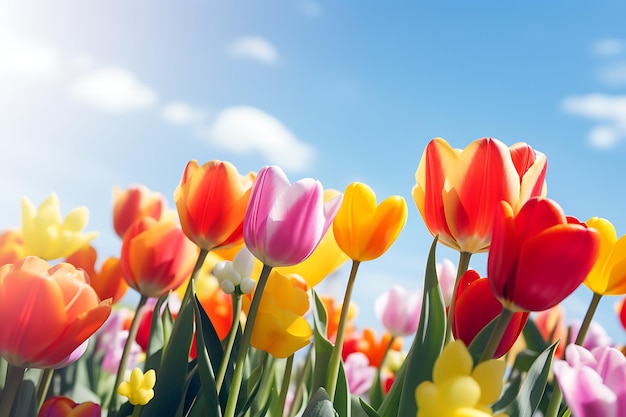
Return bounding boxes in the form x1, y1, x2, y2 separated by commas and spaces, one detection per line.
415, 340, 508, 417
584, 217, 626, 295
21, 193, 97, 260
244, 270, 312, 358
333, 182, 407, 262
117, 368, 156, 406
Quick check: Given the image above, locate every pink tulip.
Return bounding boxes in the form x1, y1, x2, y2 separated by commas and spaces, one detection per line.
344, 352, 377, 396
553, 344, 626, 417
436, 258, 457, 307
243, 166, 342, 267
374, 285, 422, 337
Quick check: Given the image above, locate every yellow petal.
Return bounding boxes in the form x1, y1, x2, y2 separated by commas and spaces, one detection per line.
472, 359, 506, 405
433, 340, 473, 383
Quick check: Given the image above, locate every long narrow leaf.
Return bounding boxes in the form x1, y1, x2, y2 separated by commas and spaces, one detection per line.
396, 236, 446, 417
505, 342, 558, 417
140, 294, 195, 417
193, 294, 221, 416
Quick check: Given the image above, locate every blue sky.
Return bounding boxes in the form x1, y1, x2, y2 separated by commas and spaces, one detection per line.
2, 0, 626, 344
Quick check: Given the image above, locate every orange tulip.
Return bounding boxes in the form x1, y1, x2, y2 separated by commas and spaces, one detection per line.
342, 327, 402, 368
113, 185, 166, 238
120, 218, 198, 298
38, 396, 101, 417
0, 229, 24, 266
175, 160, 255, 251
0, 257, 111, 368
412, 137, 547, 253
65, 245, 128, 304
320, 295, 358, 342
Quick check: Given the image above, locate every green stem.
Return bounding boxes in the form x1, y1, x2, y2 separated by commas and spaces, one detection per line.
286, 345, 313, 417
574, 292, 603, 346
180, 249, 209, 307
479, 308, 514, 362
325, 260, 361, 401
109, 295, 148, 414
546, 292, 603, 417
216, 293, 243, 391
445, 251, 472, 344
36, 368, 54, 409
275, 354, 295, 415
223, 264, 273, 417
131, 404, 143, 417
0, 364, 25, 417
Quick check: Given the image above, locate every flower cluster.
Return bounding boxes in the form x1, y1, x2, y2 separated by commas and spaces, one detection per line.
0, 137, 624, 417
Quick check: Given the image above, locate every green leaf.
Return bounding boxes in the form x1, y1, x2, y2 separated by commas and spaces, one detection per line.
506, 342, 558, 417
144, 293, 169, 371
302, 388, 339, 417
358, 398, 382, 417
140, 292, 195, 417
492, 371, 522, 412
467, 316, 498, 365
193, 294, 221, 416
334, 360, 350, 417
311, 290, 334, 393
395, 236, 446, 417
367, 371, 384, 410
522, 316, 550, 353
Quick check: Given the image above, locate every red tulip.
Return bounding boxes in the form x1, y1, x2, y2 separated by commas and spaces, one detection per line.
488, 198, 600, 311
452, 270, 528, 358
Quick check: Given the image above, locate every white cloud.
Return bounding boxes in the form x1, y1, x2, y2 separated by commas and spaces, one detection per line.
598, 61, 626, 86
299, 1, 323, 18
162, 101, 208, 125
562, 94, 626, 148
228, 36, 279, 65
70, 66, 156, 112
0, 39, 62, 79
593, 38, 625, 57
202, 106, 315, 172
73, 53, 97, 71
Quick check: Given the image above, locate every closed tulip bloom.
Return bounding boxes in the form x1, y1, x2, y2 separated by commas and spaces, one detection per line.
583, 217, 626, 295
244, 165, 342, 267
38, 396, 101, 417
175, 160, 255, 251
333, 182, 407, 262
0, 257, 111, 368
120, 218, 198, 298
113, 185, 166, 238
488, 198, 600, 312
452, 270, 528, 358
245, 270, 312, 358
21, 193, 98, 260
375, 285, 422, 338
553, 344, 626, 417
412, 137, 546, 253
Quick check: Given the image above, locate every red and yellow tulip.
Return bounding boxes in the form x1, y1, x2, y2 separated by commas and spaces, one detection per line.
412, 137, 546, 253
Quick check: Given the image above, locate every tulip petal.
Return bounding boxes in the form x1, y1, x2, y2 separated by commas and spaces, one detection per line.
512, 225, 599, 311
